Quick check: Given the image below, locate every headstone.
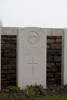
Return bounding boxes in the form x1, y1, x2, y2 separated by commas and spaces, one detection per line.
17, 28, 47, 89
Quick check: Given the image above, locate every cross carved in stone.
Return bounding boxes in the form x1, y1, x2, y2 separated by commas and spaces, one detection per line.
28, 57, 38, 75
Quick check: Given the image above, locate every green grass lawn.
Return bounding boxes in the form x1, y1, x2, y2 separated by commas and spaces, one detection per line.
27, 96, 67, 100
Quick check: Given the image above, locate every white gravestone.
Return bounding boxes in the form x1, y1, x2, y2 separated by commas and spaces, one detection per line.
17, 28, 47, 89
27, 57, 38, 75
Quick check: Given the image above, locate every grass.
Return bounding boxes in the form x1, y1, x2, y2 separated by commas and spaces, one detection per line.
27, 96, 67, 100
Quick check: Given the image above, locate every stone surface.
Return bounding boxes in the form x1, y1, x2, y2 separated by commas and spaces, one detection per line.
17, 28, 47, 89
43, 28, 63, 36
2, 27, 17, 35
